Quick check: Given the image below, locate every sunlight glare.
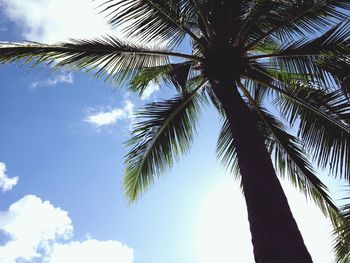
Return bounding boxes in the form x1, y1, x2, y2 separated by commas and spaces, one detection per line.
195, 178, 254, 263
195, 177, 335, 263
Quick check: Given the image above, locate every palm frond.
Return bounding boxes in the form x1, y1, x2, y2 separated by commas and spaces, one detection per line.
239, 82, 340, 223
130, 62, 193, 95
333, 198, 350, 262
190, 0, 214, 41
245, 66, 350, 134
249, 21, 350, 88
275, 84, 350, 180
216, 118, 240, 178
245, 67, 350, 180
245, 0, 350, 49
99, 0, 204, 48
263, 110, 341, 224
0, 37, 200, 84
244, 78, 273, 102
250, 21, 350, 60
234, 0, 276, 44
247, 37, 279, 55
124, 80, 207, 202
316, 45, 350, 96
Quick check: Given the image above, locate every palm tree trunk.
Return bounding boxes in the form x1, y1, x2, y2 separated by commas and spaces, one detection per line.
212, 79, 313, 263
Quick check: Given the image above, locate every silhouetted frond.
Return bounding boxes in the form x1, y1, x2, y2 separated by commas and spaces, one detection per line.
333, 197, 350, 262
99, 0, 203, 47
216, 118, 240, 178
245, 0, 350, 49
0, 37, 200, 84
316, 45, 350, 97
130, 62, 193, 95
276, 84, 350, 180
251, 21, 350, 87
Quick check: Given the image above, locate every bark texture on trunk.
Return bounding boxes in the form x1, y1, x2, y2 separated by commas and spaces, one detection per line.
212, 79, 313, 263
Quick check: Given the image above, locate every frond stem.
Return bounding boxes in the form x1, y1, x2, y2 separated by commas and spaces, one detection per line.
0, 43, 204, 63
248, 53, 320, 60
248, 67, 350, 133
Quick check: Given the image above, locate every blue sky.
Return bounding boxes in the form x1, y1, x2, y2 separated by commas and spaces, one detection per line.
0, 1, 345, 262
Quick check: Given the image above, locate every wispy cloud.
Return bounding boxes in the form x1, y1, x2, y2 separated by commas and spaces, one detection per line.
85, 109, 125, 127
30, 73, 74, 91
0, 162, 18, 192
141, 81, 160, 100
0, 195, 134, 263
84, 100, 134, 128
0, 0, 113, 43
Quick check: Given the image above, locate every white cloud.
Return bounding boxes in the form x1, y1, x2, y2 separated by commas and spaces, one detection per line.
0, 0, 113, 43
0, 195, 73, 262
48, 239, 134, 263
30, 73, 74, 91
85, 108, 125, 127
0, 162, 18, 192
141, 81, 160, 100
0, 195, 134, 263
123, 100, 135, 119
85, 100, 134, 127
0, 0, 168, 48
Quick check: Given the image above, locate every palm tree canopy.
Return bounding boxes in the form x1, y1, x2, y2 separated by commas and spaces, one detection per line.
0, 0, 350, 261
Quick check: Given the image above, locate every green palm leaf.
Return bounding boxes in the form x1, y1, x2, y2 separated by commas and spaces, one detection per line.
1, 0, 349, 260
129, 61, 193, 95
333, 198, 350, 262
124, 80, 207, 202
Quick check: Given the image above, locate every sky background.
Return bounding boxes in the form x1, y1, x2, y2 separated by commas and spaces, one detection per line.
0, 1, 346, 262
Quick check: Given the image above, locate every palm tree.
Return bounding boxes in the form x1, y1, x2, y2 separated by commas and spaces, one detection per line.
0, 0, 349, 262
335, 202, 350, 262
